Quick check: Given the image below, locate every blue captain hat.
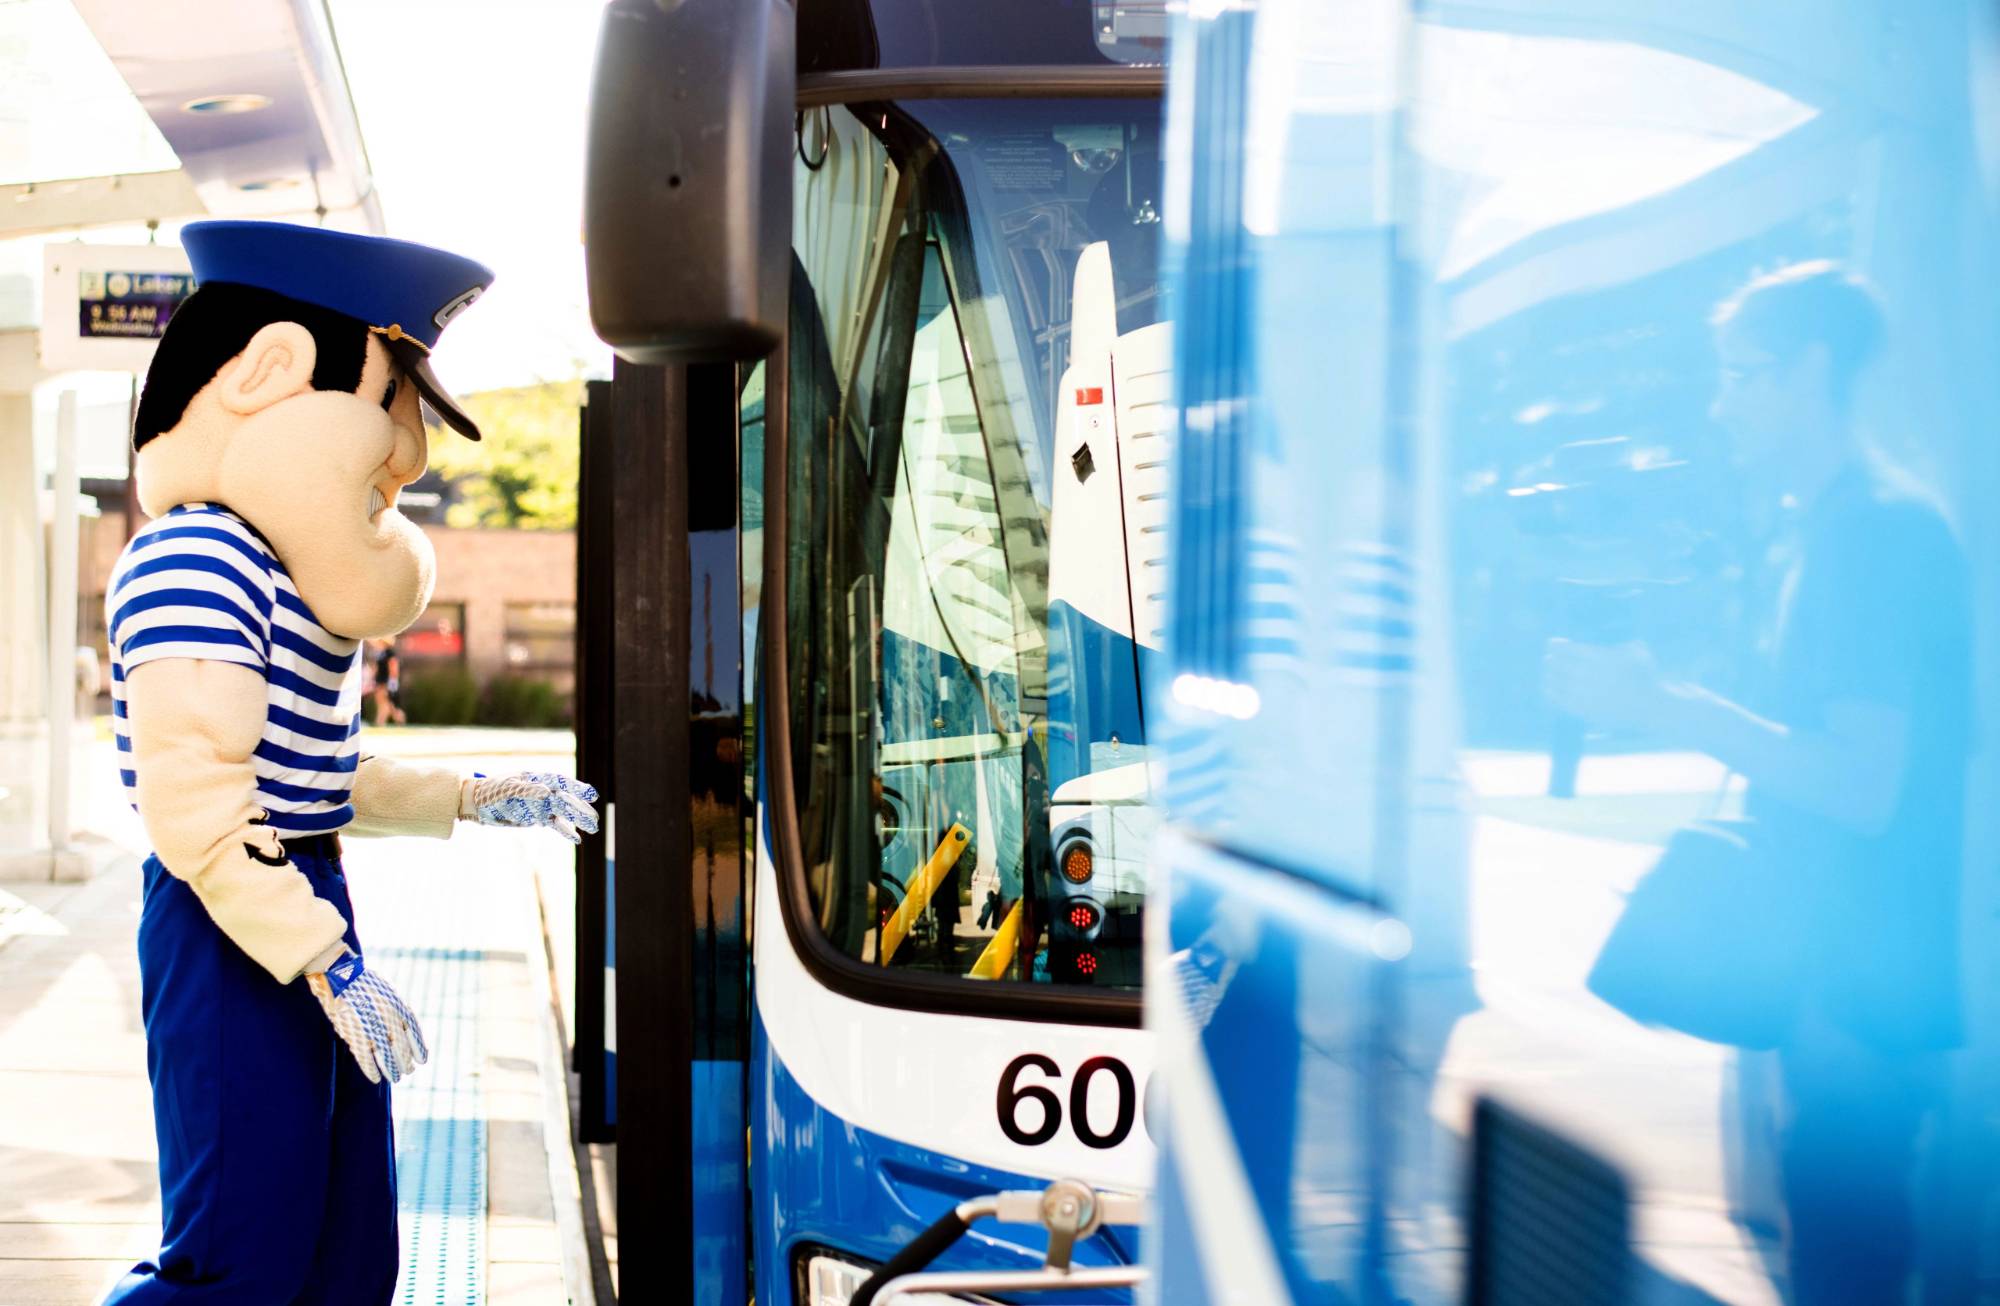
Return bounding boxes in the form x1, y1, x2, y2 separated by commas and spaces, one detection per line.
180, 220, 494, 440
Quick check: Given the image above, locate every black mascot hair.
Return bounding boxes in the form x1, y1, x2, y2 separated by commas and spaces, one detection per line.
133, 282, 371, 450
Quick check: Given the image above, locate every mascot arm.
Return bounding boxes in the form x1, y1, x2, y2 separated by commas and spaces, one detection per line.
126, 658, 351, 984
346, 754, 463, 839
350, 765, 603, 843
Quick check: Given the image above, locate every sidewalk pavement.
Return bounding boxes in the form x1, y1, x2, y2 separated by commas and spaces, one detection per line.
0, 726, 595, 1305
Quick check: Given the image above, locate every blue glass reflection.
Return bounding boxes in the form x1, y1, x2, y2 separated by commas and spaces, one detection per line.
1152, 2, 2000, 1303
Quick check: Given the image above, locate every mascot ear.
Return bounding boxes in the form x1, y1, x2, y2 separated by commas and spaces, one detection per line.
216, 321, 319, 416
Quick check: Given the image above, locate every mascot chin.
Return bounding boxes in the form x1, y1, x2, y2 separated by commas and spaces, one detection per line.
101, 221, 597, 1306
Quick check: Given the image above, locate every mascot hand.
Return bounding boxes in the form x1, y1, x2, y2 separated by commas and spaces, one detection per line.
461, 772, 600, 844
306, 950, 429, 1085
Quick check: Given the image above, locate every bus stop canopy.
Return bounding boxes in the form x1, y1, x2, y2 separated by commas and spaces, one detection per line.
2, 0, 382, 239
1, 0, 382, 877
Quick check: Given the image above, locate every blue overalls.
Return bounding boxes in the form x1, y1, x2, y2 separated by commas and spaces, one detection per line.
104, 835, 399, 1304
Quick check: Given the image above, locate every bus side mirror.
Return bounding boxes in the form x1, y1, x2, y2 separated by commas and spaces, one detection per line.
585, 0, 794, 363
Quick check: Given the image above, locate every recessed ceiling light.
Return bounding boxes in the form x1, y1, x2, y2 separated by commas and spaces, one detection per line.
182, 94, 271, 115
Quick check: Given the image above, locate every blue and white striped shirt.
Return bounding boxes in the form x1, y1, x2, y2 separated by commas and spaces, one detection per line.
108, 503, 363, 835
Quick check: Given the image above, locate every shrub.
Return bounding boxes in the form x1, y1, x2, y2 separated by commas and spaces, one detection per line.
400, 667, 480, 725
479, 675, 570, 728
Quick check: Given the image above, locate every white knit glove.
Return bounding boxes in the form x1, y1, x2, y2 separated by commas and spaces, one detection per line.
460, 771, 600, 844
305, 949, 429, 1085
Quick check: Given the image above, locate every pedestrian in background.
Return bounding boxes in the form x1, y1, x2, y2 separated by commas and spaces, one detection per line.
1548, 262, 1970, 1306
370, 637, 406, 726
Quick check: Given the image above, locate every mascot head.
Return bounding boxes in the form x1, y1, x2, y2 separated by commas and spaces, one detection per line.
134, 221, 492, 640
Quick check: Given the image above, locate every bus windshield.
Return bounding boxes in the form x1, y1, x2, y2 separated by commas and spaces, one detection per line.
779, 95, 1167, 994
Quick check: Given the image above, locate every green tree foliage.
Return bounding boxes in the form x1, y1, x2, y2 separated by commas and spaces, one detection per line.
428, 378, 584, 529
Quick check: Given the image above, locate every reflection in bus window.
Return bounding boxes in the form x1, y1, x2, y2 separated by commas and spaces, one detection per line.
1404, 16, 1991, 1306
1154, 3, 2000, 1301
783, 98, 1166, 991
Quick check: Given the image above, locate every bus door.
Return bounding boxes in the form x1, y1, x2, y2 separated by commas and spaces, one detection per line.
1151, 1, 2000, 1303
749, 57, 1174, 1302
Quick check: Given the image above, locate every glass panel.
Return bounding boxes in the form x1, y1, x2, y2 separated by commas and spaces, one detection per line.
1161, 0, 2000, 1299
1406, 13, 1996, 1302
785, 97, 1167, 993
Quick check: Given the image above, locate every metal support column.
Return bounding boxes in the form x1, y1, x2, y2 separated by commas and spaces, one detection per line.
45, 391, 78, 863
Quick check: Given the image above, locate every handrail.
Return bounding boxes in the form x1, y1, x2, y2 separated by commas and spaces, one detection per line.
851, 1181, 1146, 1306
967, 901, 1024, 979
879, 824, 971, 963
874, 1265, 1146, 1300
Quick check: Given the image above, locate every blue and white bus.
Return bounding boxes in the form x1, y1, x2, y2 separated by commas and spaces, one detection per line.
584, 0, 2000, 1302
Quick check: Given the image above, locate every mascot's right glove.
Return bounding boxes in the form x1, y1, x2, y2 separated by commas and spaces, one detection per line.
305, 949, 429, 1085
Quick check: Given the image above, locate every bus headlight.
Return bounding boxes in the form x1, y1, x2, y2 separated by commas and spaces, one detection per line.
800, 1251, 985, 1305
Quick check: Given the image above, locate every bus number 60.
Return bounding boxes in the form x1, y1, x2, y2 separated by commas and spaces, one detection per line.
997, 1053, 1142, 1150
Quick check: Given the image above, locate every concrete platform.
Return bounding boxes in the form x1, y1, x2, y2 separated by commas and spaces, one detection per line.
0, 727, 595, 1305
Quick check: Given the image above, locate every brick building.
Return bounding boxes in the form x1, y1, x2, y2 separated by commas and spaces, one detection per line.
414, 525, 576, 693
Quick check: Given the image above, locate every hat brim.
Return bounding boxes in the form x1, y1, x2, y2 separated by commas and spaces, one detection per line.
385, 337, 481, 441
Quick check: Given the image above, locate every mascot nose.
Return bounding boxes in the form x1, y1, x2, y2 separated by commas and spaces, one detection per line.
384, 421, 428, 484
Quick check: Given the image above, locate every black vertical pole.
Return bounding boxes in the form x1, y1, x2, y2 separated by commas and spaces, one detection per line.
610, 358, 693, 1298
575, 379, 615, 1141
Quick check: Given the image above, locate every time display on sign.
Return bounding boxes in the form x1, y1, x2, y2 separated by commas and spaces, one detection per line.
77, 270, 193, 341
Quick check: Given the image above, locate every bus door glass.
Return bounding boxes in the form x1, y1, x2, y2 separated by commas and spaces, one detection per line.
1401, 4, 2000, 1295
782, 96, 1168, 995
1151, 0, 2000, 1301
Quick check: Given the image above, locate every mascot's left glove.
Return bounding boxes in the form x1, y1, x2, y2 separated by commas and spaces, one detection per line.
460, 772, 600, 843
305, 949, 429, 1085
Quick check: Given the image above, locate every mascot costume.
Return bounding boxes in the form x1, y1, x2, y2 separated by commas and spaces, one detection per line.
100, 220, 598, 1304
